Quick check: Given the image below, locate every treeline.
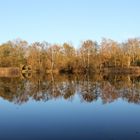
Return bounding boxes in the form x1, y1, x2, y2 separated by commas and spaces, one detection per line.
0, 38, 140, 73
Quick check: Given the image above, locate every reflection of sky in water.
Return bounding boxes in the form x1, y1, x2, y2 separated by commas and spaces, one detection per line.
0, 76, 140, 139
0, 96, 140, 139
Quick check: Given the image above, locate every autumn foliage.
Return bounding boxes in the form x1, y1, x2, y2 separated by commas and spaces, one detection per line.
0, 38, 140, 73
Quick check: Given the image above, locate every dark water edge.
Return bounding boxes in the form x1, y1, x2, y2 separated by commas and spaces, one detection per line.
0, 74, 140, 140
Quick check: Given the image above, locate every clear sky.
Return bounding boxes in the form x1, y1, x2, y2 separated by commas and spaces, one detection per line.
0, 0, 140, 46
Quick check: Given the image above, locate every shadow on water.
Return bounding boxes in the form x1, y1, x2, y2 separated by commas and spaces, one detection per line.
0, 73, 140, 105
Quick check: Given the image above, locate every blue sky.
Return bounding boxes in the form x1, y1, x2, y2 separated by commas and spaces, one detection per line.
0, 0, 140, 46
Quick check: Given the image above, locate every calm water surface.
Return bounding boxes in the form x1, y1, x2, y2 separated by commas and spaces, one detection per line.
0, 74, 140, 140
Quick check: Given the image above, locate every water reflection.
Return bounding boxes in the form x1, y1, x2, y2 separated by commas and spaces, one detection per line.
0, 74, 140, 105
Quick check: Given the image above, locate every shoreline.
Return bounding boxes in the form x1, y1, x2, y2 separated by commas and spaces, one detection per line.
0, 66, 140, 77
102, 67, 140, 74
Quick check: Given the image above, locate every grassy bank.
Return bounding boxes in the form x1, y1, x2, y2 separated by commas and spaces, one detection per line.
0, 67, 20, 77
103, 67, 140, 74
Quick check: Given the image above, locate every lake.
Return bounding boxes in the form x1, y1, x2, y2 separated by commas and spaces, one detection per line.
0, 74, 140, 140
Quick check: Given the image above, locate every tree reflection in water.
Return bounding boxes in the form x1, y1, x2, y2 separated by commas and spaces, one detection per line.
0, 74, 140, 105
